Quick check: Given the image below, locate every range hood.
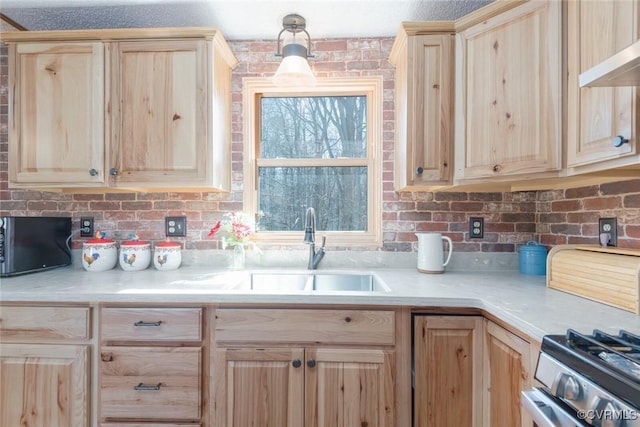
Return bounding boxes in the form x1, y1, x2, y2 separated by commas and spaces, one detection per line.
579, 39, 640, 87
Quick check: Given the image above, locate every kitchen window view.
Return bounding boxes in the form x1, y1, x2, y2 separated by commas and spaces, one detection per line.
244, 78, 383, 245
258, 96, 367, 232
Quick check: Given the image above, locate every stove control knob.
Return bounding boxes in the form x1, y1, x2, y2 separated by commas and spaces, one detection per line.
551, 372, 582, 401
591, 396, 621, 427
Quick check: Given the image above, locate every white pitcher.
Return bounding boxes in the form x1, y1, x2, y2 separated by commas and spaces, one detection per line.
415, 233, 453, 274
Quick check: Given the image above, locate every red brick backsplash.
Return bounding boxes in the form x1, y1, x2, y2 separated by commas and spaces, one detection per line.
538, 179, 640, 249
0, 39, 638, 252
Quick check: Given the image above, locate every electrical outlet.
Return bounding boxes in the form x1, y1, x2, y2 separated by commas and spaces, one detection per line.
599, 217, 617, 247
166, 216, 187, 237
469, 217, 484, 238
80, 217, 94, 237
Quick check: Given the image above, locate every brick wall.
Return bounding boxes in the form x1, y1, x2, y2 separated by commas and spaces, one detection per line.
0, 38, 638, 252
538, 179, 640, 249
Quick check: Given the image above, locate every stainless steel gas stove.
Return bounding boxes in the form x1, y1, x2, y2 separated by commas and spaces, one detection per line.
522, 329, 640, 427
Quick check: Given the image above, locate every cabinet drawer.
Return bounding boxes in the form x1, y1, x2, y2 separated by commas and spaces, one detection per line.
101, 424, 200, 427
0, 306, 90, 340
101, 308, 201, 341
100, 346, 201, 420
215, 309, 395, 345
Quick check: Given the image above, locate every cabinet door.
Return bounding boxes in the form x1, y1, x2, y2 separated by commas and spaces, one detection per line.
483, 321, 532, 427
394, 34, 453, 188
213, 348, 305, 427
8, 42, 105, 187
413, 315, 483, 427
455, 1, 561, 180
0, 343, 89, 427
305, 348, 395, 427
567, 0, 639, 170
110, 39, 208, 186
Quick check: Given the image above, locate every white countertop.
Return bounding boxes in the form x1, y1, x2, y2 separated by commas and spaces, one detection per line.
1, 265, 639, 342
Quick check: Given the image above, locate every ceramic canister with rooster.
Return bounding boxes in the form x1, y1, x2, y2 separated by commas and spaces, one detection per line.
119, 239, 151, 271
153, 241, 182, 271
82, 237, 117, 272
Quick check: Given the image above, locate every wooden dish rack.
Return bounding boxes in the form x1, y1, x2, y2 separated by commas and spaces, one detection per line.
547, 245, 640, 314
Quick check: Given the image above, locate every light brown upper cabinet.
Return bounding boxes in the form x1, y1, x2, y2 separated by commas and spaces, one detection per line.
454, 1, 562, 183
2, 28, 237, 191
7, 41, 106, 187
566, 0, 640, 174
390, 23, 455, 190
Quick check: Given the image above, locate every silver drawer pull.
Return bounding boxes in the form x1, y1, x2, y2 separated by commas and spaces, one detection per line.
133, 320, 162, 327
134, 382, 162, 391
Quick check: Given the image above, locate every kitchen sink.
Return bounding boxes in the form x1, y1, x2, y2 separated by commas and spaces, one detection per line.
237, 272, 390, 292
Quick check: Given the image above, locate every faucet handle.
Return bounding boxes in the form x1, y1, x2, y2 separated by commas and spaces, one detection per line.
321, 235, 326, 248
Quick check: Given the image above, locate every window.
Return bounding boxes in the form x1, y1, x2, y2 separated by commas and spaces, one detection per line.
243, 77, 382, 246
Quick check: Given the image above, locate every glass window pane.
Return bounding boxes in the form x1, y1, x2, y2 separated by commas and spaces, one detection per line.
260, 96, 367, 159
258, 166, 368, 232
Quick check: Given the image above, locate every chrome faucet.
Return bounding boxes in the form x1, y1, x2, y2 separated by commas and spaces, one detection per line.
303, 207, 326, 270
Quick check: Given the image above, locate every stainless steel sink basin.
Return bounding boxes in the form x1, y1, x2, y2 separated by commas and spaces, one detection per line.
238, 272, 389, 292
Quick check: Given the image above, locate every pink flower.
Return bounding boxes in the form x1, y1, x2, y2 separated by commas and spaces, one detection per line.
207, 212, 256, 246
208, 221, 222, 238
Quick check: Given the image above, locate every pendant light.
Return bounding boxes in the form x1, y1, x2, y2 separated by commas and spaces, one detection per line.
274, 14, 316, 86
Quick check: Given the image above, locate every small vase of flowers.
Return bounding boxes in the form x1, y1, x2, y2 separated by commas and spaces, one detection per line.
208, 211, 256, 270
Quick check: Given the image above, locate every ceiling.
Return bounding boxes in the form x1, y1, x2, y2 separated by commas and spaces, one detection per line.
0, 0, 492, 40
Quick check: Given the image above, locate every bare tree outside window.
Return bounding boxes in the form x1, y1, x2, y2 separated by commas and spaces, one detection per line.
258, 96, 368, 232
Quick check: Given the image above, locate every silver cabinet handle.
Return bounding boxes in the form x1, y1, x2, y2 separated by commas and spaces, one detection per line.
89, 168, 98, 176
416, 166, 424, 175
133, 320, 162, 327
134, 383, 162, 391
109, 167, 119, 176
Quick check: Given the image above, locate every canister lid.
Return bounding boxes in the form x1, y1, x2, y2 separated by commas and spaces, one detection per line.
156, 241, 181, 248
121, 240, 149, 246
86, 238, 115, 244
519, 240, 547, 254
87, 231, 114, 243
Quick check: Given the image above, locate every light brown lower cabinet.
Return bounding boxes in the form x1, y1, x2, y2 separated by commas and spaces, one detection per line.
213, 346, 394, 427
0, 305, 92, 427
100, 346, 202, 420
483, 320, 533, 427
212, 308, 397, 427
0, 303, 539, 427
100, 423, 201, 427
413, 315, 484, 427
100, 424, 200, 426
0, 343, 90, 427
413, 315, 535, 427
98, 306, 204, 425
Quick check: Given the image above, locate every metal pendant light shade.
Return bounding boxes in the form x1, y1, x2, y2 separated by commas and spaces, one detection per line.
274, 14, 316, 86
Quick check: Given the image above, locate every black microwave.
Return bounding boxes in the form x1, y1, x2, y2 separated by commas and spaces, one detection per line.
0, 216, 72, 277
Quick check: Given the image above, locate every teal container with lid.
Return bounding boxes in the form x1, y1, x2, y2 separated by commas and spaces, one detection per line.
519, 241, 547, 275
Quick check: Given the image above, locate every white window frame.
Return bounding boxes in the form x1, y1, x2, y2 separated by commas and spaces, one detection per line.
243, 77, 383, 246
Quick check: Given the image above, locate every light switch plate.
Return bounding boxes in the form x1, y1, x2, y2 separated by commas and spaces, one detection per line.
166, 216, 187, 237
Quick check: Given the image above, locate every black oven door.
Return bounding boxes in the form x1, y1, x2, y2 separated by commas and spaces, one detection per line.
522, 388, 589, 427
